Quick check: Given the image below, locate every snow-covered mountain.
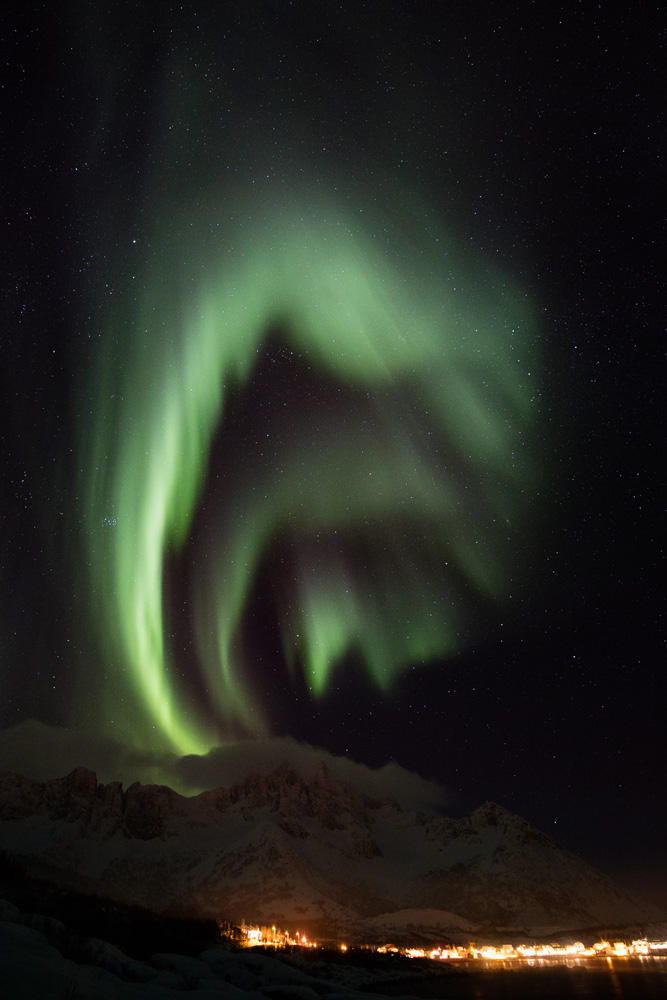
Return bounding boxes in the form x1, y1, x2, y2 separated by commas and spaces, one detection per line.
0, 763, 657, 938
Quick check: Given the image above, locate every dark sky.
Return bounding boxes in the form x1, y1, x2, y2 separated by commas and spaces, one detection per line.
2, 3, 664, 905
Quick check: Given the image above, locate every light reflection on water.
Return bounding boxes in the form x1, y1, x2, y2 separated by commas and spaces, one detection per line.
382, 957, 667, 999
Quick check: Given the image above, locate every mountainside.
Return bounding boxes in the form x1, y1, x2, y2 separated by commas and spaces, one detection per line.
0, 764, 657, 939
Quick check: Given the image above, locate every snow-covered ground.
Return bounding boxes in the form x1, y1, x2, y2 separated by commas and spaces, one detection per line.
0, 897, 439, 1000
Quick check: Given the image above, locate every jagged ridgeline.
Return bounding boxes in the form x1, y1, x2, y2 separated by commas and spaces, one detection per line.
0, 765, 657, 939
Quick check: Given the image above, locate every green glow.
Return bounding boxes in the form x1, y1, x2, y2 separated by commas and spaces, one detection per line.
79, 182, 540, 754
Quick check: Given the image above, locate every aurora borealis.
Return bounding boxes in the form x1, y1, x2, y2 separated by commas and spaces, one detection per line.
79, 181, 539, 754
4, 0, 664, 904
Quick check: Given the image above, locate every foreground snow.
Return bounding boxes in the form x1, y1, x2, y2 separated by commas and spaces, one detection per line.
0, 897, 435, 1000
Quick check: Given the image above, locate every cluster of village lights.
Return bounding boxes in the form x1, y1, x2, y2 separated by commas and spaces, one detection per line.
400, 940, 667, 961
232, 923, 667, 962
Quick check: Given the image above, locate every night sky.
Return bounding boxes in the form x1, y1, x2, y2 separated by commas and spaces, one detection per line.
2, 4, 664, 906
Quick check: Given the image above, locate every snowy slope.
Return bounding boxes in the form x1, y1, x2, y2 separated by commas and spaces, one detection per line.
0, 763, 658, 936
1, 895, 408, 1000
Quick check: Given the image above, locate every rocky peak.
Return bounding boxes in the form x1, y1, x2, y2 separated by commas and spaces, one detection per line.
470, 801, 512, 827
0, 771, 44, 820
42, 767, 99, 824
121, 781, 188, 840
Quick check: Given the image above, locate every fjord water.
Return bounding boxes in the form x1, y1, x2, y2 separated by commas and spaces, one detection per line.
371, 958, 667, 998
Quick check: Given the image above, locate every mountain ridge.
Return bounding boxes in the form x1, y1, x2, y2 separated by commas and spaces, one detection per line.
0, 764, 660, 939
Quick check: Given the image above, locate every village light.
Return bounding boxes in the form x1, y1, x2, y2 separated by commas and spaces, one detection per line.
226, 922, 667, 962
